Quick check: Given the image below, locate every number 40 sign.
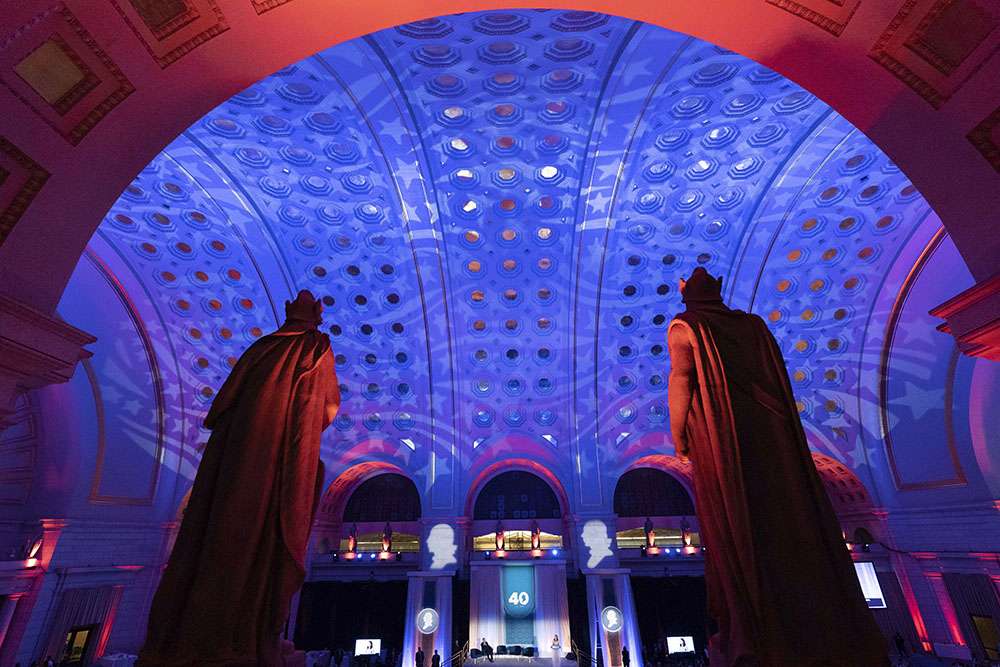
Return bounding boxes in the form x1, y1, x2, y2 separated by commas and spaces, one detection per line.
507, 591, 530, 606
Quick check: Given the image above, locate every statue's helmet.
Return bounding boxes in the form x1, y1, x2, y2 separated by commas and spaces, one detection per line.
679, 267, 724, 304
284, 289, 323, 324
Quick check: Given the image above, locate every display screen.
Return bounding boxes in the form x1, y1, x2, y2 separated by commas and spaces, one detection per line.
356, 639, 381, 656
854, 562, 886, 609
667, 637, 694, 654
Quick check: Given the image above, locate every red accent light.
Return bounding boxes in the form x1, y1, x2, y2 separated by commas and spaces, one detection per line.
647, 547, 661, 555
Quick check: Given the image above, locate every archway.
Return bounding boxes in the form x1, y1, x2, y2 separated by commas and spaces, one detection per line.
1, 2, 997, 320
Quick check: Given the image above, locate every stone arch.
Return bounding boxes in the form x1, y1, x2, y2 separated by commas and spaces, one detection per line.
1, 2, 997, 320
464, 457, 571, 520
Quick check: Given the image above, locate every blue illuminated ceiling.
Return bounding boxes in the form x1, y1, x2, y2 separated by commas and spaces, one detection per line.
76, 10, 944, 487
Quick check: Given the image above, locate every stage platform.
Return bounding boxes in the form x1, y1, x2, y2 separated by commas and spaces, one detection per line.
468, 657, 576, 667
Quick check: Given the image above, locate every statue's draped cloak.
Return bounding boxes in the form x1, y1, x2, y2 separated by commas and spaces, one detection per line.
139, 325, 339, 667
667, 306, 886, 667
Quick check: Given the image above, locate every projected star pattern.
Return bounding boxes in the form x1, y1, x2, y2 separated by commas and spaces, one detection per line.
79, 10, 941, 496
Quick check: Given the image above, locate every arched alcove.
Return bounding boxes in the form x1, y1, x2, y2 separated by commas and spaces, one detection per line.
343, 473, 421, 523
473, 470, 562, 521
613, 468, 695, 518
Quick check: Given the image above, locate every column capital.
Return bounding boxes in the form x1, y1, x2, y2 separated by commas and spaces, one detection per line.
930, 271, 1000, 361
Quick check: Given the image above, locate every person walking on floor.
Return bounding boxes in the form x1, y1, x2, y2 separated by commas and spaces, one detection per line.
551, 635, 562, 667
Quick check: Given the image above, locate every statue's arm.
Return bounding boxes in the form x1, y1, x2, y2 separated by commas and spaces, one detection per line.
668, 323, 697, 462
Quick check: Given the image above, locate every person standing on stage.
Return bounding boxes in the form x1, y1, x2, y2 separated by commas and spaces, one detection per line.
551, 635, 562, 667
431, 650, 441, 667
622, 646, 630, 667
416, 647, 425, 667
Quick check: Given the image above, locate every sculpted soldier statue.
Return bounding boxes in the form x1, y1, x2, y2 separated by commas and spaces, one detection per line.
138, 290, 340, 667
382, 521, 393, 553
667, 267, 887, 667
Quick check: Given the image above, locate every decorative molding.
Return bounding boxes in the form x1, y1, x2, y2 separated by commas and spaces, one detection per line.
764, 0, 863, 37
967, 105, 1000, 175
879, 228, 967, 490
109, 0, 229, 69
250, 0, 297, 15
0, 390, 38, 505
0, 135, 49, 246
869, 0, 1000, 108
84, 250, 163, 507
13, 35, 100, 116
903, 0, 999, 76
0, 4, 135, 145
930, 269, 1000, 361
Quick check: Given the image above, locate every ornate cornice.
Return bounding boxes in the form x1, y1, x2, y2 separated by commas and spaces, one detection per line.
930, 272, 1000, 361
0, 292, 94, 388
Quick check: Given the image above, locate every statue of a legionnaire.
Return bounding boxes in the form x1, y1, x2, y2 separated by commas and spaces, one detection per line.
139, 290, 340, 667
667, 268, 887, 667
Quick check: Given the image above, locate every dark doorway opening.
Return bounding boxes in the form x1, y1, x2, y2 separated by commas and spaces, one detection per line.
566, 576, 591, 661
629, 576, 708, 661
296, 579, 409, 656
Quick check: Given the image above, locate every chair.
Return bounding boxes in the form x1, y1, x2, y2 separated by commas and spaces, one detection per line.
470, 649, 483, 664
497, 645, 508, 656
565, 653, 576, 662
522, 647, 535, 659
510, 646, 522, 656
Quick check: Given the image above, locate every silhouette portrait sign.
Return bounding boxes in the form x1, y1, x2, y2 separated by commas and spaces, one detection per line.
426, 523, 457, 570
581, 519, 613, 569
417, 608, 440, 634
601, 606, 623, 633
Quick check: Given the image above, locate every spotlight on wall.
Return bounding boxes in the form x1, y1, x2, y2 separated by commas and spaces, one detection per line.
396, 552, 403, 561
370, 553, 377, 560
496, 549, 506, 560
862, 543, 870, 553
551, 549, 559, 556
485, 551, 492, 561
332, 552, 339, 562
532, 549, 543, 559
640, 546, 647, 558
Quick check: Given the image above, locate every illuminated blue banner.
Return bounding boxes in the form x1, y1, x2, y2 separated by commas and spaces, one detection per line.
501, 565, 535, 618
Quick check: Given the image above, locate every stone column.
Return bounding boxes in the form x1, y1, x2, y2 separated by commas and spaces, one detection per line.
0, 593, 25, 652
584, 571, 643, 667
0, 293, 95, 434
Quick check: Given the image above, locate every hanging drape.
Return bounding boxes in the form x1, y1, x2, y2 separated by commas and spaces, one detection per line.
943, 572, 1000, 661
868, 571, 918, 655
534, 564, 571, 656
612, 575, 644, 667
470, 565, 505, 652
41, 585, 124, 662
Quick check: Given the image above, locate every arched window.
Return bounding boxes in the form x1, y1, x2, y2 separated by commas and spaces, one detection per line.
614, 468, 695, 517
473, 470, 561, 520
342, 473, 421, 522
